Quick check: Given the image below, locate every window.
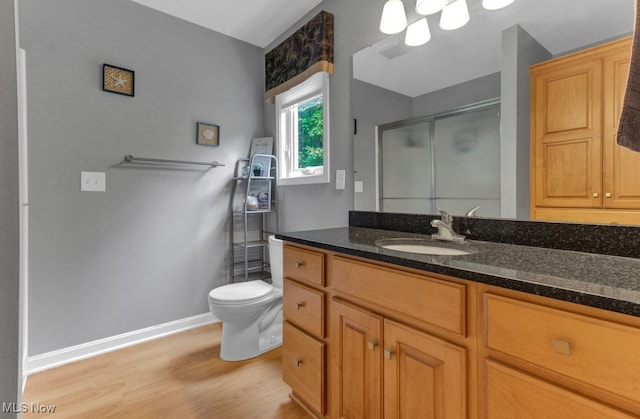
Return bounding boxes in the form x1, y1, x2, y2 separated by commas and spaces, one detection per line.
275, 72, 330, 185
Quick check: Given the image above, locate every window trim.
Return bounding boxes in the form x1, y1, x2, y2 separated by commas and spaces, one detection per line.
275, 72, 330, 186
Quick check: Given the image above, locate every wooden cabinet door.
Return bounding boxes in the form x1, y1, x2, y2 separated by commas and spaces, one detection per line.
603, 41, 640, 210
383, 320, 467, 419
332, 300, 383, 419
531, 58, 603, 208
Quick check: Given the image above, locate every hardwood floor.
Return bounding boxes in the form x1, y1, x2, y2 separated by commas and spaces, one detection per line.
22, 323, 310, 418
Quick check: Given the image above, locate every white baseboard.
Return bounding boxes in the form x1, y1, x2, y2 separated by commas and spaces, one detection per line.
25, 313, 219, 376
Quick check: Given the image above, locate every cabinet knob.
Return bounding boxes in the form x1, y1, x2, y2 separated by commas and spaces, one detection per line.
294, 261, 304, 269
367, 340, 377, 351
294, 359, 303, 367
383, 348, 393, 360
552, 338, 572, 356
295, 302, 305, 310
592, 192, 599, 198
605, 192, 612, 198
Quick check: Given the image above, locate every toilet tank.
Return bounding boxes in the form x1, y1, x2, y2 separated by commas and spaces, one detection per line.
268, 235, 283, 288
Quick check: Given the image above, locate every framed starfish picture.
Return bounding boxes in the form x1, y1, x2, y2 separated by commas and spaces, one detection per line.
196, 122, 220, 147
102, 64, 135, 97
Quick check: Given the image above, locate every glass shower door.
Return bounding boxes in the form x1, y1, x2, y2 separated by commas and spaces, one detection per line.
433, 106, 501, 216
379, 121, 434, 213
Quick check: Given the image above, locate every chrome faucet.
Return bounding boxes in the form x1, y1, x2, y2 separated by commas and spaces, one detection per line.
431, 209, 465, 243
465, 206, 480, 217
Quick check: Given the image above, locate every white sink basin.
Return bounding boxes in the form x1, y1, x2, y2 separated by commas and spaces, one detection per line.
375, 238, 472, 256
380, 244, 471, 256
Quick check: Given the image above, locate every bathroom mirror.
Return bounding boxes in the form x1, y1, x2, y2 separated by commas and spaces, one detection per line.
352, 0, 635, 221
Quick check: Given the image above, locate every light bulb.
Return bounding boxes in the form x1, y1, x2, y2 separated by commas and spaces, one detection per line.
405, 18, 431, 46
379, 0, 408, 35
439, 0, 469, 31
415, 0, 447, 15
482, 0, 516, 10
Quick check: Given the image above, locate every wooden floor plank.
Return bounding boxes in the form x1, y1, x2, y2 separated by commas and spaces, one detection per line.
22, 323, 309, 418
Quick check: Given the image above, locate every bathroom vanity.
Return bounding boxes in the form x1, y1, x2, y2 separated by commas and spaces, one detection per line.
277, 212, 640, 418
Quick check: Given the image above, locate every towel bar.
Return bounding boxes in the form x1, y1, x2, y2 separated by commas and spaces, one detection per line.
124, 154, 225, 167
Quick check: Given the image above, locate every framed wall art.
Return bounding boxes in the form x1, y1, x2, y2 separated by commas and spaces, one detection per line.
102, 64, 135, 97
196, 122, 220, 147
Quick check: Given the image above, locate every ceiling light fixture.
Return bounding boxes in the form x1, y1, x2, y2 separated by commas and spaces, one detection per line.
379, 0, 408, 35
439, 0, 470, 30
405, 17, 431, 46
377, 0, 517, 48
415, 0, 447, 15
482, 0, 516, 10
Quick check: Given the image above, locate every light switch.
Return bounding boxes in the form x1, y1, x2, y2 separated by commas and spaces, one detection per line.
354, 181, 364, 193
81, 171, 106, 192
336, 169, 346, 190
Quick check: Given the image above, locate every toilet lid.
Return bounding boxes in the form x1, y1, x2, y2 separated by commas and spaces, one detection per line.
209, 280, 274, 304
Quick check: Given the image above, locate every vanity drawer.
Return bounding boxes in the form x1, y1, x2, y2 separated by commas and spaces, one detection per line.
486, 360, 635, 418
486, 293, 640, 404
283, 278, 325, 338
282, 321, 325, 416
283, 245, 325, 286
332, 256, 466, 335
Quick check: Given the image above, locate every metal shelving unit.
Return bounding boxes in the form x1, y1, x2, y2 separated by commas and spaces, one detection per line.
230, 154, 278, 282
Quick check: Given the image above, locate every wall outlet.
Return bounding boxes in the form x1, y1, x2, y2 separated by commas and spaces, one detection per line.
81, 171, 106, 192
354, 180, 364, 193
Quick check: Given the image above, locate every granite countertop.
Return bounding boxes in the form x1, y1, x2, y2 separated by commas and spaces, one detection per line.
276, 227, 640, 317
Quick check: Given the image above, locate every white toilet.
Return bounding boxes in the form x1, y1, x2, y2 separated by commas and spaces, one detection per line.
208, 235, 283, 361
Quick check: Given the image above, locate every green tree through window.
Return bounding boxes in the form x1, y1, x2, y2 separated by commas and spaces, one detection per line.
298, 97, 323, 168
276, 71, 329, 185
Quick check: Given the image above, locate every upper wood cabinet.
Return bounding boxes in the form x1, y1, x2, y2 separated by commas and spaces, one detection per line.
530, 36, 640, 224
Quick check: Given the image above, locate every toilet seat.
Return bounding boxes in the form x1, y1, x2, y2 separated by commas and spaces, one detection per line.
208, 280, 274, 305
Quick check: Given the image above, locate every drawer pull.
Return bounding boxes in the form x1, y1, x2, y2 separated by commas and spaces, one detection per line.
384, 348, 394, 360
552, 338, 572, 356
295, 301, 305, 310
367, 340, 377, 351
605, 192, 612, 198
593, 192, 599, 198
294, 358, 303, 367
294, 261, 305, 268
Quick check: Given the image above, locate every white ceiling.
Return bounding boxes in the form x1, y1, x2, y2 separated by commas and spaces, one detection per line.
129, 0, 323, 48
130, 0, 635, 97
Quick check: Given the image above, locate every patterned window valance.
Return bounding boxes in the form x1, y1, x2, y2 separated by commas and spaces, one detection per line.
264, 10, 334, 104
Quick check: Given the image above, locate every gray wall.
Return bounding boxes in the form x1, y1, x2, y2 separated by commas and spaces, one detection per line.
353, 79, 412, 211
0, 0, 20, 415
20, 0, 264, 355
500, 25, 551, 219
412, 72, 501, 118
15, 0, 418, 361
